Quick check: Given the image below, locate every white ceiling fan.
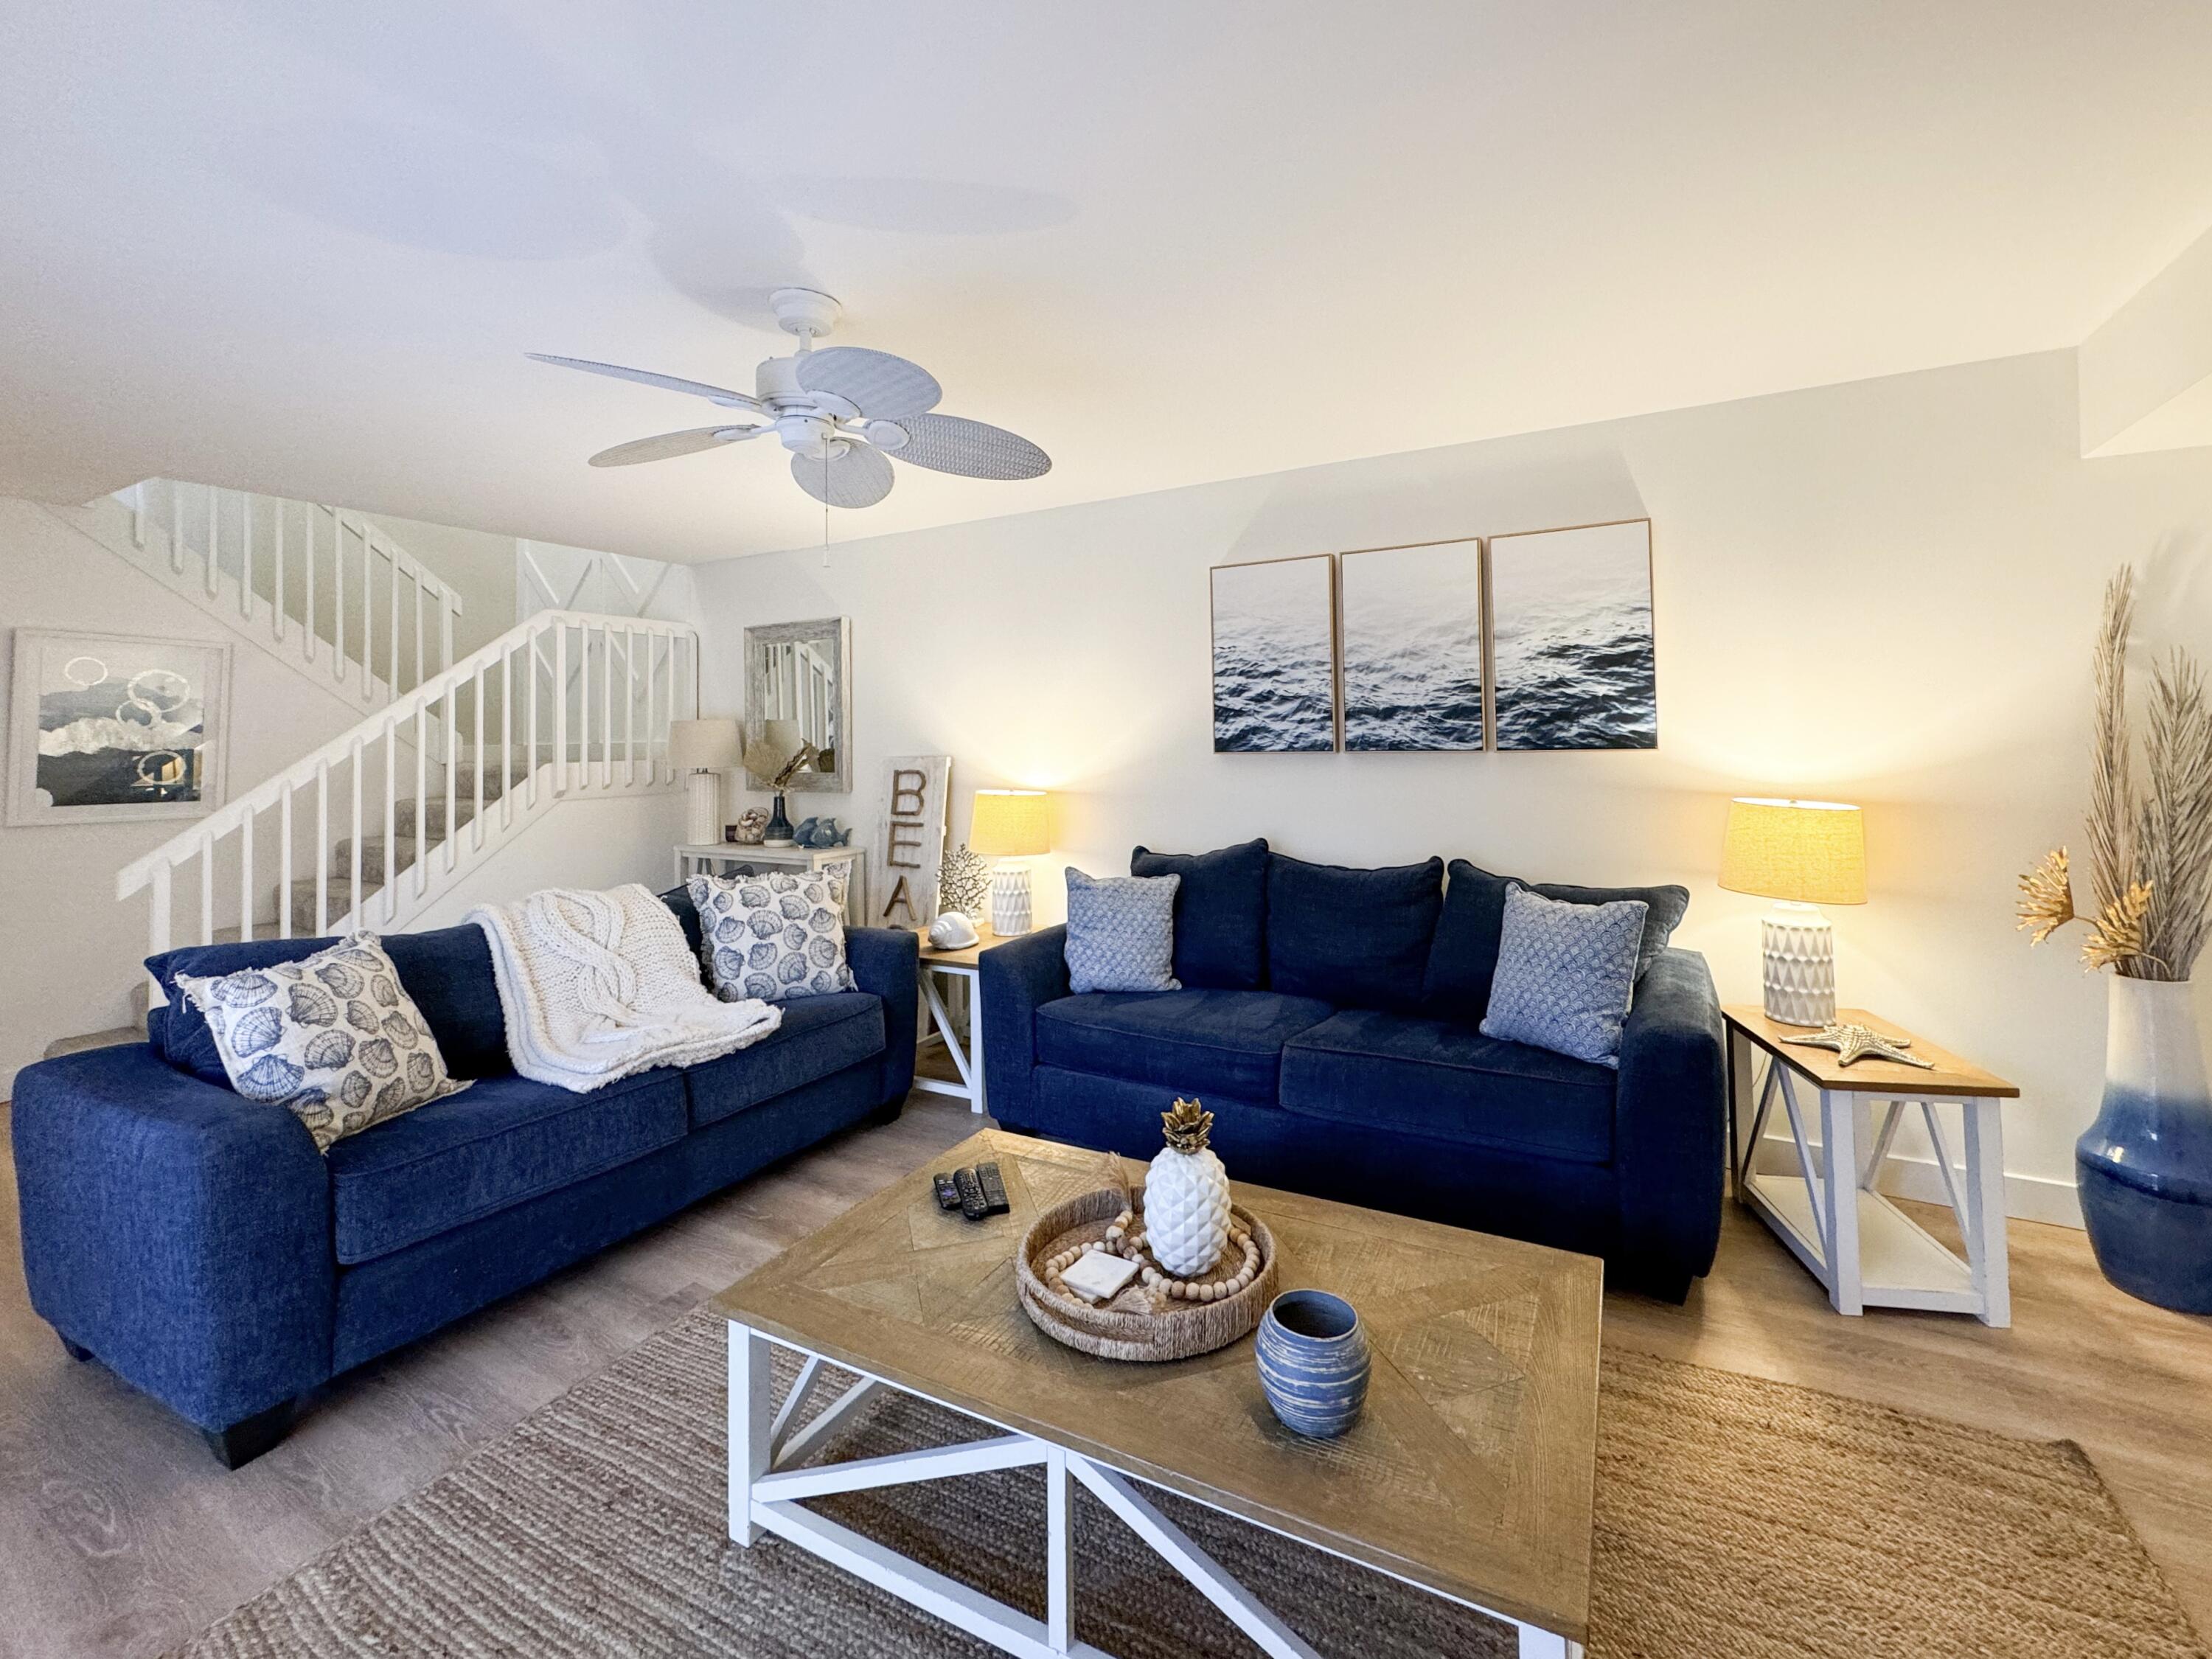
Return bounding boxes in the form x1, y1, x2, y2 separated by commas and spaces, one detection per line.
528, 288, 1050, 509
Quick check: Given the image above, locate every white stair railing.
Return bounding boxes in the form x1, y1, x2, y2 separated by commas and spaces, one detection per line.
116, 611, 698, 973
120, 479, 463, 708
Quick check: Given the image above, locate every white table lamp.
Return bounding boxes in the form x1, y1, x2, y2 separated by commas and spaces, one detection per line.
669, 718, 742, 846
968, 789, 1050, 936
1719, 797, 1867, 1026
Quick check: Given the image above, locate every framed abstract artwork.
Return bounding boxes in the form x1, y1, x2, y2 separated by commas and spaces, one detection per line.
1210, 554, 1338, 752
1486, 519, 1657, 751
1339, 538, 1486, 751
7, 629, 234, 825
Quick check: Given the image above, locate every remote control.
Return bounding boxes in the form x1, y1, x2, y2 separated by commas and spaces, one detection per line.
974, 1161, 1010, 1215
932, 1172, 962, 1211
953, 1166, 989, 1221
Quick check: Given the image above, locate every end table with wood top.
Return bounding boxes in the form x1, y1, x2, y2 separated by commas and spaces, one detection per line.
914, 930, 991, 1114
1722, 1006, 2020, 1326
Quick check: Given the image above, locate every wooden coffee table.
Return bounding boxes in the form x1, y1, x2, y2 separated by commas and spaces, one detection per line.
714, 1129, 1601, 1658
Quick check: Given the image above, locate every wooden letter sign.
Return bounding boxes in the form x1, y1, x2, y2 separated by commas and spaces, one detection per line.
876, 754, 950, 927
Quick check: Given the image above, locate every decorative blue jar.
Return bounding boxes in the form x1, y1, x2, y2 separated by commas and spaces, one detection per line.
2077, 975, 2212, 1313
1256, 1290, 1369, 1438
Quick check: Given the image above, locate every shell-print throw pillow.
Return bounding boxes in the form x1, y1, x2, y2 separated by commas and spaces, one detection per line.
687, 869, 855, 1003
175, 933, 470, 1152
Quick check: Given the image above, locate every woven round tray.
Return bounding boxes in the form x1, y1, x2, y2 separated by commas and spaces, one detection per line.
1016, 1186, 1279, 1362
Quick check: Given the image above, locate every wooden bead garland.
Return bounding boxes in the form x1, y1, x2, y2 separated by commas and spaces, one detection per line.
1079, 1206, 1262, 1304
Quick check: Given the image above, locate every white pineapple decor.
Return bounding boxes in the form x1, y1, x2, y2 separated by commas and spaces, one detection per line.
1145, 1098, 1231, 1278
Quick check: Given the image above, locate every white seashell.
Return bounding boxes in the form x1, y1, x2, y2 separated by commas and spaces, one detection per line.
928, 912, 981, 950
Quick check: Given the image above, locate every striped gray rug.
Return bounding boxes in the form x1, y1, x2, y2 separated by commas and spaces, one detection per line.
174, 1311, 2203, 1658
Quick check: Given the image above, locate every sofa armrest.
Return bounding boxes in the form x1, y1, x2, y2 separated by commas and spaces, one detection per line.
979, 925, 1071, 1130
1613, 947, 1727, 1298
10, 1045, 333, 1430
844, 926, 920, 1105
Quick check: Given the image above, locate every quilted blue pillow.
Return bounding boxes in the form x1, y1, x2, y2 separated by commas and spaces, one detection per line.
1479, 884, 1648, 1068
1063, 868, 1181, 994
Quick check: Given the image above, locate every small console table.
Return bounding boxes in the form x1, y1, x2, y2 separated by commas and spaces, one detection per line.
1722, 1006, 2020, 1327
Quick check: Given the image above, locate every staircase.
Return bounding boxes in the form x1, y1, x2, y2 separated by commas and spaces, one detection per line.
116, 610, 699, 992
49, 479, 467, 714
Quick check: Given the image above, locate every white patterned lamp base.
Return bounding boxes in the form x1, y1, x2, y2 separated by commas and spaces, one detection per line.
1761, 901, 1836, 1026
990, 863, 1034, 936
685, 771, 722, 847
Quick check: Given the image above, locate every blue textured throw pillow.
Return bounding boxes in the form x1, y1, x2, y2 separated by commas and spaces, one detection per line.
1423, 859, 1688, 1025
1064, 868, 1181, 994
1479, 884, 1648, 1068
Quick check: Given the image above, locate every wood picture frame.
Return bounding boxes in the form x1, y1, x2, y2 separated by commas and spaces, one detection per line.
7, 628, 234, 826
1208, 554, 1340, 753
1338, 537, 1486, 751
1484, 518, 1657, 751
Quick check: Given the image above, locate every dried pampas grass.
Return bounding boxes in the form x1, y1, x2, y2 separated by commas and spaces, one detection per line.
2020, 565, 2212, 979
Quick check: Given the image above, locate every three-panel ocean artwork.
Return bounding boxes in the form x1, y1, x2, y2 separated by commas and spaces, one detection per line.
1209, 521, 1656, 754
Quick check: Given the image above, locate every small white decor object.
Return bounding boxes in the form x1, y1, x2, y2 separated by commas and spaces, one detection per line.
1719, 797, 1868, 1026
927, 911, 979, 950
669, 718, 742, 846
969, 787, 1049, 936
877, 754, 951, 928
7, 628, 234, 825
175, 935, 468, 1151
1057, 1248, 1141, 1305
1144, 1097, 1231, 1278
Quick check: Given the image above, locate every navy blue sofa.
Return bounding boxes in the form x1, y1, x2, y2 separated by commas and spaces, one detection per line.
10, 888, 917, 1467
980, 842, 1723, 1301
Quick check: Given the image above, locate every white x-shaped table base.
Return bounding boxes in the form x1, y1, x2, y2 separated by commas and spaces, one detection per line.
728, 1322, 1581, 1658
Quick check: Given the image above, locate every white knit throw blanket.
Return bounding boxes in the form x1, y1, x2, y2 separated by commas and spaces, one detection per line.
468, 883, 782, 1091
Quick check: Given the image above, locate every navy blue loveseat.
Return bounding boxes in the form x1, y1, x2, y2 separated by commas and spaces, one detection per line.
11, 888, 917, 1466
981, 842, 1724, 1300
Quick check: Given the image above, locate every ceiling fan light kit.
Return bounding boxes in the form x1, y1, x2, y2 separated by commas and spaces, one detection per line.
531, 287, 1048, 509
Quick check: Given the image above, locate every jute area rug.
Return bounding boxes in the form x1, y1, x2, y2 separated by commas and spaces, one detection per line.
175, 1310, 2203, 1659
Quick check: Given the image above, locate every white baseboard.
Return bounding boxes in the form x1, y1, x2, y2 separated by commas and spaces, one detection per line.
1753, 1133, 2083, 1230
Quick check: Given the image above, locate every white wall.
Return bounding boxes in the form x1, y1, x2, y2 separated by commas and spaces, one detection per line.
695, 349, 2212, 1222
0, 501, 381, 1090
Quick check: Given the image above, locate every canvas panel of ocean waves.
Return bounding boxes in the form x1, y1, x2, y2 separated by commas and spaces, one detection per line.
1340, 539, 1484, 750
1491, 520, 1657, 750
1211, 555, 1337, 752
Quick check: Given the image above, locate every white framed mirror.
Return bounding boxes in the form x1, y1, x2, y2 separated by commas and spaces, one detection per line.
743, 617, 852, 793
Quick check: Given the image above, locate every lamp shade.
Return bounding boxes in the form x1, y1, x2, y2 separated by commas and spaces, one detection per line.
1719, 798, 1867, 905
744, 718, 805, 781
969, 789, 1050, 857
668, 717, 741, 771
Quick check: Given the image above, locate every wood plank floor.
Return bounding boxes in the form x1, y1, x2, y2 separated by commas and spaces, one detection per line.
2, 1091, 2207, 1658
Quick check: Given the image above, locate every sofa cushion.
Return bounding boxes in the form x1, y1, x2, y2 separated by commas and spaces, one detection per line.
149, 922, 511, 1085
1422, 860, 1691, 1025
683, 992, 885, 1128
1034, 989, 1332, 1102
1280, 1008, 1616, 1165
1131, 839, 1270, 990
325, 1068, 688, 1265
1265, 854, 1444, 1013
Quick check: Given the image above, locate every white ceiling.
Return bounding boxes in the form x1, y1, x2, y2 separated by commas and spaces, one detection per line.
4, 2, 2211, 562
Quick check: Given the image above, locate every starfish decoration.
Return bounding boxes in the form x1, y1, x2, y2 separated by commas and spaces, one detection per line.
1781, 1022, 1936, 1068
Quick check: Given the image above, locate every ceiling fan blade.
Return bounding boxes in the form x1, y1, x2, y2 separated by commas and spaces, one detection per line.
588, 426, 762, 467
527, 352, 761, 410
791, 442, 894, 508
889, 412, 1051, 479
793, 346, 942, 421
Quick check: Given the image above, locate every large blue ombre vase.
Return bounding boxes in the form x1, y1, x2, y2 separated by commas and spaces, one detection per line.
2077, 975, 2212, 1313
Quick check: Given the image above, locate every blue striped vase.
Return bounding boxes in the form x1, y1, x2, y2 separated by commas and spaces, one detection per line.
1256, 1290, 1370, 1439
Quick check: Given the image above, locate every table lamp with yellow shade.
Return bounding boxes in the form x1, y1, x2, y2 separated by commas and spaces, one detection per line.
1719, 797, 1867, 1026
968, 789, 1050, 936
